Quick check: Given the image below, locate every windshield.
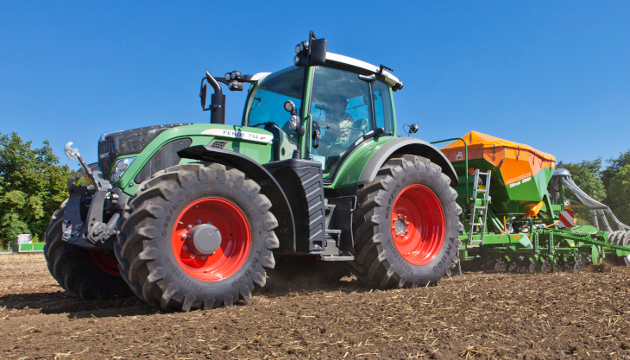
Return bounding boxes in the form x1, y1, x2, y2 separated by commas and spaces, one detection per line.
246, 67, 306, 130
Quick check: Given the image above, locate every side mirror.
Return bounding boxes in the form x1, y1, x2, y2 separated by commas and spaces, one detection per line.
200, 84, 208, 109
404, 124, 419, 136
308, 31, 327, 66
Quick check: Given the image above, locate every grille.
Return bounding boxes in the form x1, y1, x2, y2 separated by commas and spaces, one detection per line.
209, 140, 229, 149
97, 123, 191, 180
134, 138, 192, 184
98, 136, 116, 180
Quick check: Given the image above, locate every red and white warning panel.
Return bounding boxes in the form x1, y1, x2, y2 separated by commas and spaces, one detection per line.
558, 211, 575, 228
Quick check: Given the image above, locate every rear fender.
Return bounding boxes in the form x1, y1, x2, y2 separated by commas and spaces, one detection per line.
359, 137, 459, 186
178, 145, 296, 253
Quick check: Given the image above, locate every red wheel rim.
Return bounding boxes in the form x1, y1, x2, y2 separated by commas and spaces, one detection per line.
172, 197, 250, 281
90, 250, 121, 277
390, 184, 445, 266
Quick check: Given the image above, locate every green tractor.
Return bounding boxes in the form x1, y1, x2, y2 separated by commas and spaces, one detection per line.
46, 32, 463, 311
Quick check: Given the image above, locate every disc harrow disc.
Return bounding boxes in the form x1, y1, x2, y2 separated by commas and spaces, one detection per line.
573, 255, 588, 273
507, 260, 519, 273
528, 260, 537, 274
494, 258, 508, 272
540, 259, 552, 274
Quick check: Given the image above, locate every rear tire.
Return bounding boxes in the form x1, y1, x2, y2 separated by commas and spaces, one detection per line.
115, 163, 279, 312
44, 200, 133, 300
349, 155, 463, 288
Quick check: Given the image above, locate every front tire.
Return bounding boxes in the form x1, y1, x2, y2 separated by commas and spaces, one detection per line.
350, 155, 463, 288
44, 200, 132, 300
115, 163, 279, 312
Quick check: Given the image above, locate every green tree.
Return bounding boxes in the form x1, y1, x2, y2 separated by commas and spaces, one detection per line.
557, 159, 606, 201
607, 164, 630, 224
0, 132, 74, 249
556, 159, 606, 225
602, 150, 630, 190
601, 150, 630, 220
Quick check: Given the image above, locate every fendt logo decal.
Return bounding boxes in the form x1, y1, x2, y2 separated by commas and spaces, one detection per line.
201, 129, 273, 144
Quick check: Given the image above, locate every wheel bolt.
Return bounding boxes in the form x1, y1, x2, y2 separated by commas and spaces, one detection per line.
201, 255, 207, 259
183, 245, 188, 251
187, 224, 193, 229
196, 219, 202, 224
190, 253, 196, 258
181, 234, 187, 240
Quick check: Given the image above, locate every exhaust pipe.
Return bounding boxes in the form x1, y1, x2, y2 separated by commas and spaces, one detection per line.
205, 70, 225, 124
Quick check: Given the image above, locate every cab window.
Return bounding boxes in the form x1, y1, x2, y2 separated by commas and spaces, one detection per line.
309, 67, 373, 176
372, 80, 394, 134
246, 67, 305, 130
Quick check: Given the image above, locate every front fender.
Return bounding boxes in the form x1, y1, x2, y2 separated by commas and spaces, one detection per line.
178, 145, 296, 254
359, 137, 459, 186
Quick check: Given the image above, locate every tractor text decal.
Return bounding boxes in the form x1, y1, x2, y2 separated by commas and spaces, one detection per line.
201, 128, 273, 143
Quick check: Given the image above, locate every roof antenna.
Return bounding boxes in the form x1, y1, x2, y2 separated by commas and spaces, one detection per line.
377, 64, 393, 74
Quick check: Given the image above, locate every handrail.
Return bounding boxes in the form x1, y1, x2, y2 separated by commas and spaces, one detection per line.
431, 137, 469, 203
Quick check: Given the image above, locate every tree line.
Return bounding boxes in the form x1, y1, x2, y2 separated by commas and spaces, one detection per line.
0, 132, 75, 250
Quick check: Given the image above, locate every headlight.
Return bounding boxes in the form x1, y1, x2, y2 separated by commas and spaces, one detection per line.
111, 157, 135, 182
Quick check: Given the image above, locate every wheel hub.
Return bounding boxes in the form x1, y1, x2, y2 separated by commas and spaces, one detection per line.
393, 214, 409, 237
186, 224, 222, 255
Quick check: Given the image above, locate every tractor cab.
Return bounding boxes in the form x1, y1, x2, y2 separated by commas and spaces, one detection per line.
243, 62, 399, 180
201, 31, 404, 183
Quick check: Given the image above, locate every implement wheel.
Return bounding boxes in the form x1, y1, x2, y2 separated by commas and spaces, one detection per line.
115, 163, 279, 312
44, 200, 132, 300
349, 155, 463, 288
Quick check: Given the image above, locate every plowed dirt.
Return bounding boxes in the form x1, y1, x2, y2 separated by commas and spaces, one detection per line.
1, 254, 629, 359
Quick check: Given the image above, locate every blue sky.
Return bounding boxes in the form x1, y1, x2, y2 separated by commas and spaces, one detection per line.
1, 1, 629, 169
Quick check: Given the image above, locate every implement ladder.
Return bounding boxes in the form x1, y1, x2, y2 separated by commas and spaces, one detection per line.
468, 169, 492, 245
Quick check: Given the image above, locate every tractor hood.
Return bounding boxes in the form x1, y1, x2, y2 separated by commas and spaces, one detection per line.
98, 123, 191, 180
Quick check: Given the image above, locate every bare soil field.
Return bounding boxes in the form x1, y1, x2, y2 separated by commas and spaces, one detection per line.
1, 254, 629, 359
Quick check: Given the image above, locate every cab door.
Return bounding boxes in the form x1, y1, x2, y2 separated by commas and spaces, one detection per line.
307, 66, 395, 183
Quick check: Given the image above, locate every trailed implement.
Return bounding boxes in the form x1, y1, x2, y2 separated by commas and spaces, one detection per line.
437, 131, 630, 273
